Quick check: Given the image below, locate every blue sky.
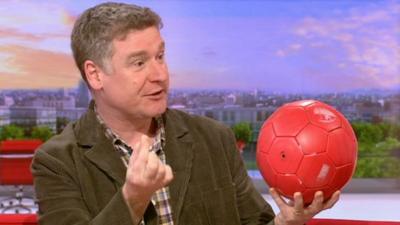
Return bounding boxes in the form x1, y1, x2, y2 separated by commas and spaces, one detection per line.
0, 0, 398, 93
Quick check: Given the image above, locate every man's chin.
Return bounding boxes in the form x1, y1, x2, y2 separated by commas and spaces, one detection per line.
150, 105, 167, 117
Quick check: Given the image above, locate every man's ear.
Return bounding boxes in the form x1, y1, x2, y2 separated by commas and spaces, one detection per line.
84, 60, 104, 90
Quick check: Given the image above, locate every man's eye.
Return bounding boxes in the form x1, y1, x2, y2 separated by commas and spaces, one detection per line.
133, 60, 145, 67
157, 52, 165, 61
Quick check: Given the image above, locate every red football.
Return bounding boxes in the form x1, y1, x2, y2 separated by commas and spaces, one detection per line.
256, 100, 358, 204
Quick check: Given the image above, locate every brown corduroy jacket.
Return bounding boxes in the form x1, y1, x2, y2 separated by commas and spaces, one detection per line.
32, 104, 275, 225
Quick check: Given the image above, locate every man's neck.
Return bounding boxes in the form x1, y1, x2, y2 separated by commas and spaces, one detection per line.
95, 104, 156, 147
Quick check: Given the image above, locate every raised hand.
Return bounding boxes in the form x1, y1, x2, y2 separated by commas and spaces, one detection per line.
122, 135, 174, 222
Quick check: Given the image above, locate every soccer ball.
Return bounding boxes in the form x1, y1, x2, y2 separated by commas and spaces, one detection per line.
256, 100, 358, 204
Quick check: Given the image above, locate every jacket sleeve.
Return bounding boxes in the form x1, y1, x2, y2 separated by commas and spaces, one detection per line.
31, 149, 135, 225
222, 127, 276, 225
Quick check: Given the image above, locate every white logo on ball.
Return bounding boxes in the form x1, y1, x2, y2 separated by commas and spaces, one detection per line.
313, 107, 336, 123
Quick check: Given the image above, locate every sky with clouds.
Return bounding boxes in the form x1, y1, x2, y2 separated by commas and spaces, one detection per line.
0, 0, 398, 93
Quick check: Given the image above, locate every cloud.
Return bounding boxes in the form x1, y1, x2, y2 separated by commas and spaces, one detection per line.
0, 45, 80, 89
0, 2, 73, 55
349, 9, 392, 24
276, 49, 286, 57
0, 1, 74, 41
0, 28, 44, 42
291, 2, 400, 89
290, 44, 302, 51
275, 43, 302, 58
334, 33, 353, 42
301, 67, 376, 92
60, 9, 78, 27
202, 47, 217, 57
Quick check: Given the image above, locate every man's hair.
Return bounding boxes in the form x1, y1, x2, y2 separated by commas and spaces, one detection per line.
71, 2, 163, 83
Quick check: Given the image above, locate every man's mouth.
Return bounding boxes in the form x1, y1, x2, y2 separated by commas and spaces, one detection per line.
151, 90, 163, 95
144, 89, 165, 97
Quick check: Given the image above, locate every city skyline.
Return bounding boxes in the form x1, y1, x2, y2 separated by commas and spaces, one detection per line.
0, 0, 399, 93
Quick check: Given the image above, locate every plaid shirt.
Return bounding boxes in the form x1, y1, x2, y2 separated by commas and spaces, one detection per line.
95, 110, 174, 225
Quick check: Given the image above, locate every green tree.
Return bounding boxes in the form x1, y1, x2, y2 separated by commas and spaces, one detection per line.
377, 122, 391, 139
354, 124, 400, 178
388, 124, 400, 140
232, 122, 253, 143
56, 117, 70, 134
354, 122, 384, 144
31, 126, 54, 141
0, 124, 25, 140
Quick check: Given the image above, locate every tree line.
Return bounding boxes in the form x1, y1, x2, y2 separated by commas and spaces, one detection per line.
351, 122, 400, 178
1, 120, 399, 178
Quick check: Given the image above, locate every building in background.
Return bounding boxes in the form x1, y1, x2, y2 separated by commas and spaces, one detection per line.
76, 80, 91, 108
9, 106, 57, 131
0, 106, 10, 127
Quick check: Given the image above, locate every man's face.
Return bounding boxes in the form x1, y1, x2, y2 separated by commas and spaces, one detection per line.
98, 26, 169, 119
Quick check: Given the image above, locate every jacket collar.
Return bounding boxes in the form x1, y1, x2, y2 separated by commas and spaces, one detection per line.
162, 109, 194, 224
73, 101, 127, 185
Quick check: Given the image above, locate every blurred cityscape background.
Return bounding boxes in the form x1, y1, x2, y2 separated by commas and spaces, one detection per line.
0, 0, 399, 179
1, 84, 399, 178
0, 0, 399, 220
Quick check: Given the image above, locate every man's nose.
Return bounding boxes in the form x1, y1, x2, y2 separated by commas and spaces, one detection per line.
148, 59, 168, 82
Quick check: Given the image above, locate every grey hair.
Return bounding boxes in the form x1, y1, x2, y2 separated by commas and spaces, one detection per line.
71, 2, 163, 83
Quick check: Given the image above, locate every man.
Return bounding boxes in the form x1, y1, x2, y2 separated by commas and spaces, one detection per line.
32, 2, 340, 225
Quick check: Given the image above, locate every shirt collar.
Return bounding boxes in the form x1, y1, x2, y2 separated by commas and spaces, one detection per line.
94, 105, 166, 152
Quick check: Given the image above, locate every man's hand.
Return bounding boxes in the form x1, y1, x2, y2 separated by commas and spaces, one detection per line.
122, 135, 174, 223
271, 188, 340, 225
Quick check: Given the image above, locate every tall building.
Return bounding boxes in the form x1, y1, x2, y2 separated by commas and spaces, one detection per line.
9, 106, 57, 131
0, 106, 10, 126
183, 105, 276, 134
76, 79, 91, 108
31, 96, 75, 109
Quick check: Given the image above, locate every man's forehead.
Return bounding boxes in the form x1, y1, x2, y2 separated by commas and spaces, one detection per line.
114, 26, 161, 41
110, 27, 165, 55
119, 29, 161, 42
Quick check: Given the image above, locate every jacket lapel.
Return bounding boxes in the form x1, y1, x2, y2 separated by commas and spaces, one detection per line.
84, 137, 127, 186
163, 110, 194, 225
74, 102, 126, 186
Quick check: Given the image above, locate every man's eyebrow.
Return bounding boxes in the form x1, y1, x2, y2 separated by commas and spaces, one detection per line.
126, 51, 147, 61
125, 42, 166, 62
